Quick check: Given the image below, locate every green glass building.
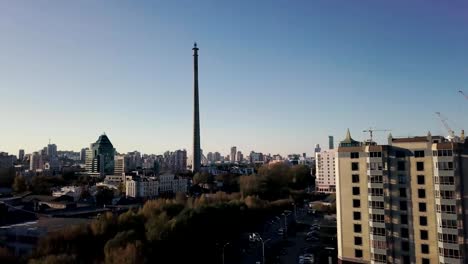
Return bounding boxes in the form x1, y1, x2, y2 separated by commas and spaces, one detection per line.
85, 134, 116, 176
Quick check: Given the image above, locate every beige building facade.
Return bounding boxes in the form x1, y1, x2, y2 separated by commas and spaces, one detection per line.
337, 130, 468, 264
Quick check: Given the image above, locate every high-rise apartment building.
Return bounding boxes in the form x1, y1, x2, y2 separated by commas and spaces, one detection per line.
47, 144, 57, 157
231, 146, 237, 163
207, 152, 214, 163
315, 149, 336, 193
80, 148, 88, 163
85, 134, 116, 177
329, 136, 335, 150
0, 152, 15, 168
314, 144, 322, 154
214, 152, 221, 162
237, 151, 243, 163
18, 149, 25, 161
114, 155, 129, 176
328, 136, 335, 149
336, 130, 468, 264
30, 152, 42, 171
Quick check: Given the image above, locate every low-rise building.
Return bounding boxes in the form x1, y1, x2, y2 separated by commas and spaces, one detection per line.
125, 177, 159, 198
52, 186, 82, 201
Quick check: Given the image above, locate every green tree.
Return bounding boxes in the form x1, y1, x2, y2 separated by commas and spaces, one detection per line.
12, 174, 27, 193
289, 165, 312, 189
95, 187, 114, 206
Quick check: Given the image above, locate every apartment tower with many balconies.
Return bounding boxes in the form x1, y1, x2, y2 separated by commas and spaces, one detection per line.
337, 130, 468, 264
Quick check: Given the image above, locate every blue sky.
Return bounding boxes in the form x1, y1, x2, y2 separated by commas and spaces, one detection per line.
1, 0, 467, 156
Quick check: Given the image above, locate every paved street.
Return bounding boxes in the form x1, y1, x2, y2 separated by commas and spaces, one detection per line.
280, 214, 320, 264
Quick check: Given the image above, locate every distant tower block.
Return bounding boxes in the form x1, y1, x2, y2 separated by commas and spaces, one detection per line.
328, 136, 334, 150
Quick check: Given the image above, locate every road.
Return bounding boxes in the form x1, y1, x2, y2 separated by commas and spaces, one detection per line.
280, 214, 320, 264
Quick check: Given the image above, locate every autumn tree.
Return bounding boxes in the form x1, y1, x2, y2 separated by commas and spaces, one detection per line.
12, 174, 27, 193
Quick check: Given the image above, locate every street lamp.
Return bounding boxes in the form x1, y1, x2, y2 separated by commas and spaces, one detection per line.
222, 242, 230, 264
281, 213, 288, 235
249, 233, 266, 264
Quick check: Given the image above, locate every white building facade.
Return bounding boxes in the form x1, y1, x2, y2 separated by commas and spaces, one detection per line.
315, 149, 336, 193
126, 177, 159, 198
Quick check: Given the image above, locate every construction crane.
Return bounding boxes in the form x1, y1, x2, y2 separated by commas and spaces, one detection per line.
435, 112, 456, 141
459, 90, 468, 100
363, 128, 391, 143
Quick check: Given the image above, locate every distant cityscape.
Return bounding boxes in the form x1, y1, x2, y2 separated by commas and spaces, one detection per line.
1, 37, 467, 264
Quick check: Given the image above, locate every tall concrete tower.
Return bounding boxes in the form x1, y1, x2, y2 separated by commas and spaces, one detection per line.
192, 42, 201, 173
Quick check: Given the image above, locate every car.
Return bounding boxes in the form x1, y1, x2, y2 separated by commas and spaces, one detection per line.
277, 228, 284, 236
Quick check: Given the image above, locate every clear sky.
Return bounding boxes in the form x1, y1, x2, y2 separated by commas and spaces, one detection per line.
1, 0, 468, 156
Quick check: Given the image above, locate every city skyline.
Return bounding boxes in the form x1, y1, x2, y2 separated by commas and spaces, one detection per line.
1, 1, 468, 155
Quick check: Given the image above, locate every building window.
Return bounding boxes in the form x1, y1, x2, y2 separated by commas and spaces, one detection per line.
370, 152, 382, 158
437, 162, 454, 171
371, 254, 387, 263
401, 228, 409, 238
399, 188, 406, 198
417, 175, 425, 185
352, 162, 359, 171
420, 216, 427, 226
403, 256, 410, 264
397, 161, 405, 171
440, 219, 457, 229
417, 162, 424, 171
369, 201, 384, 209
370, 214, 385, 223
371, 227, 386, 236
353, 199, 361, 208
352, 174, 359, 183
400, 201, 407, 211
420, 230, 428, 240
414, 150, 425, 158
351, 152, 359, 159
421, 244, 429, 254
439, 248, 461, 258
437, 176, 455, 185
422, 258, 430, 264
369, 188, 384, 196
353, 211, 361, 220
398, 175, 407, 184
401, 214, 408, 225
352, 187, 360, 195
437, 204, 457, 214
436, 149, 453, 157
438, 233, 458, 243
354, 224, 362, 233
419, 202, 427, 212
418, 189, 426, 198
355, 249, 363, 258
354, 236, 362, 246
401, 241, 409, 251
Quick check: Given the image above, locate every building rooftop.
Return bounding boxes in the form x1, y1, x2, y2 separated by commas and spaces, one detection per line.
339, 129, 361, 147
